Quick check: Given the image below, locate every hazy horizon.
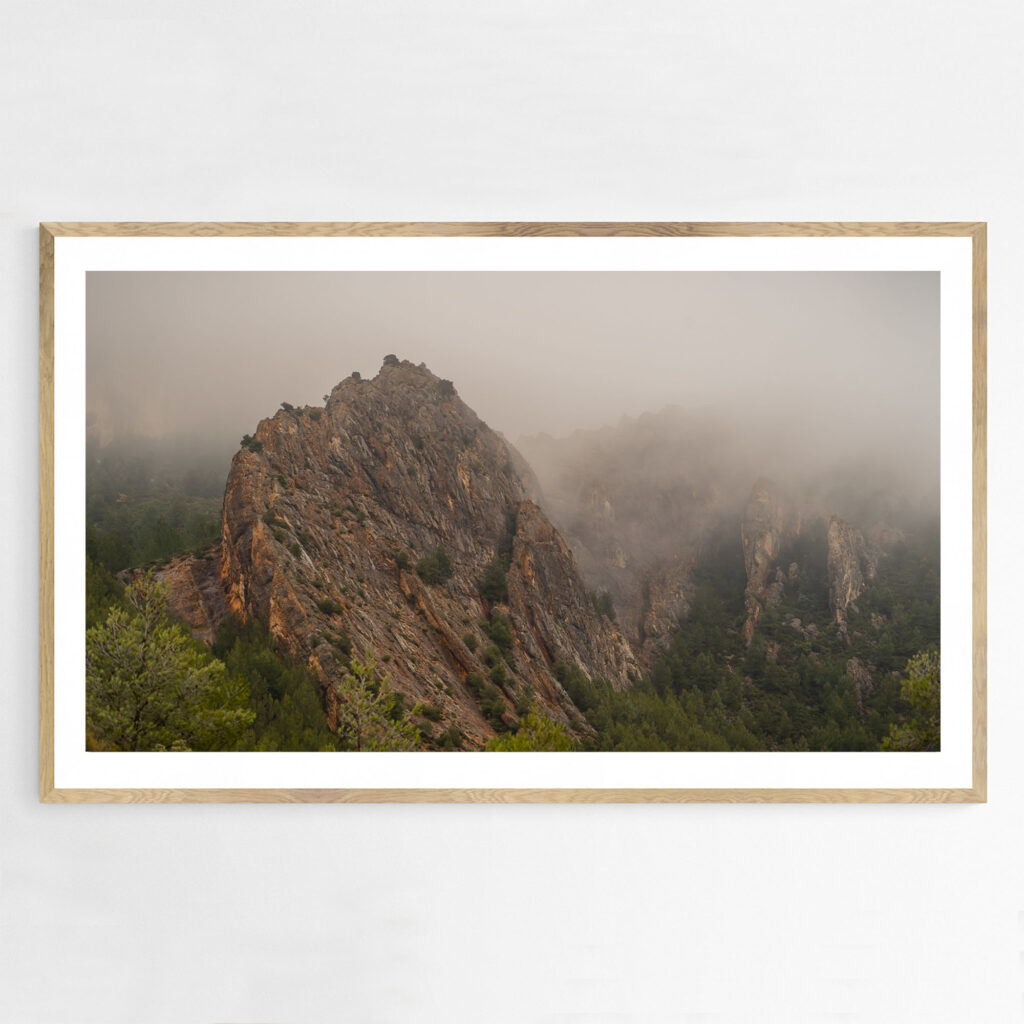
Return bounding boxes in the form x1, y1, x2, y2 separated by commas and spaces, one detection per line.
87, 270, 939, 491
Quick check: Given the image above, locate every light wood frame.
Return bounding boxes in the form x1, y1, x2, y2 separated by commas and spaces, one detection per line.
39, 221, 987, 803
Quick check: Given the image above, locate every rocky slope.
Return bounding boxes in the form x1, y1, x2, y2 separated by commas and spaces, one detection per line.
157, 358, 638, 748
517, 409, 749, 664
141, 368, 932, 749
826, 516, 878, 634
521, 411, 916, 665
739, 479, 794, 645
144, 547, 225, 645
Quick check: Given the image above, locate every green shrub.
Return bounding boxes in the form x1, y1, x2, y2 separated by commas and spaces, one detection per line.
418, 703, 443, 723
394, 550, 411, 571
326, 630, 352, 657
481, 614, 513, 654
465, 672, 485, 697
438, 726, 462, 749
481, 645, 502, 668
486, 709, 577, 752
553, 659, 596, 712
478, 558, 507, 603
463, 632, 479, 652
590, 590, 617, 622
415, 546, 454, 586
240, 434, 263, 452
316, 597, 344, 616
481, 683, 506, 723
489, 662, 508, 688
308, 408, 323, 421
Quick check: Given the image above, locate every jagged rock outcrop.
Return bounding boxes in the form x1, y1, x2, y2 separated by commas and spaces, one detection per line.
635, 561, 691, 658
826, 516, 877, 633
740, 479, 791, 645
503, 501, 638, 700
162, 358, 639, 748
130, 547, 226, 644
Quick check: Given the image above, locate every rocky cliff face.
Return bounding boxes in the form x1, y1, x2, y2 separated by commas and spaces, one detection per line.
740, 479, 793, 645
826, 516, 877, 633
163, 359, 638, 748
141, 547, 225, 645
519, 411, 917, 661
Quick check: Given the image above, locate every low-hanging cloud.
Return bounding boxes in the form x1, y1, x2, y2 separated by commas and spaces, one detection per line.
86, 269, 939, 499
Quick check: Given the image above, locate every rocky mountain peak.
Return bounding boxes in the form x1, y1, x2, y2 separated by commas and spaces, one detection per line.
161, 358, 639, 748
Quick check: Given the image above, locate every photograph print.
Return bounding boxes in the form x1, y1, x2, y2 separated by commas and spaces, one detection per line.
83, 264, 942, 759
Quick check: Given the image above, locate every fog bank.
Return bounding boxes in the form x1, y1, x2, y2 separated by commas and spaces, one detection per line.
87, 270, 938, 493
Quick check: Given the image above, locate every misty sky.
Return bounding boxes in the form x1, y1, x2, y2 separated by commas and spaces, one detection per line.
86, 270, 938, 473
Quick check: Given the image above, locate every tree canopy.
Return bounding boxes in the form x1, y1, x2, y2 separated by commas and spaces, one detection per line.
86, 574, 254, 751
486, 708, 577, 751
333, 652, 420, 752
883, 650, 940, 751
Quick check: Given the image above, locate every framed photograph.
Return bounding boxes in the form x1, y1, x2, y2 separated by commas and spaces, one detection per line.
40, 222, 986, 802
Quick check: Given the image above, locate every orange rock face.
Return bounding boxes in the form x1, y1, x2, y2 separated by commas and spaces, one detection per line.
162, 359, 639, 747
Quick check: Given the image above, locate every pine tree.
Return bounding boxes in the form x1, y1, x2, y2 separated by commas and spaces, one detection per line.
485, 708, 577, 751
86, 573, 254, 751
883, 650, 940, 751
333, 652, 420, 751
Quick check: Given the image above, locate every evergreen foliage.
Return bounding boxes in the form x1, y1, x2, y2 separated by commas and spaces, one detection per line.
590, 590, 617, 622
415, 546, 454, 585
85, 441, 223, 574
565, 524, 940, 752
333, 652, 421, 751
478, 557, 507, 603
486, 708, 577, 751
883, 650, 940, 751
480, 614, 513, 655
213, 615, 341, 751
86, 574, 254, 751
85, 554, 123, 629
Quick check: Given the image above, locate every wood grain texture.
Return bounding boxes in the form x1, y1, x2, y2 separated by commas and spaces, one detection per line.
39, 225, 55, 802
41, 221, 985, 238
972, 223, 987, 802
38, 221, 987, 804
39, 787, 985, 804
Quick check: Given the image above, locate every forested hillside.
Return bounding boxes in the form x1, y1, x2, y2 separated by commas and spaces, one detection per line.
85, 364, 940, 754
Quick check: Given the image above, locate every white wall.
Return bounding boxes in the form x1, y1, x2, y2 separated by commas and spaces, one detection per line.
2, 3, 1021, 1021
